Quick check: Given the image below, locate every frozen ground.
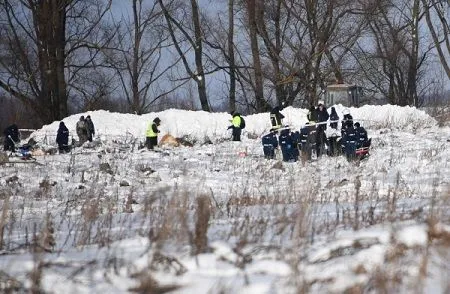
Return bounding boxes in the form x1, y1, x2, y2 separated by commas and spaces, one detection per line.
0, 105, 449, 293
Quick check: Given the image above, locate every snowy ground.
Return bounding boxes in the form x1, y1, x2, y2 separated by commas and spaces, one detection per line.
0, 105, 449, 293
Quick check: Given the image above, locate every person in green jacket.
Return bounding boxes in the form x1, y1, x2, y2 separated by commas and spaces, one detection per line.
146, 117, 161, 149
228, 111, 242, 141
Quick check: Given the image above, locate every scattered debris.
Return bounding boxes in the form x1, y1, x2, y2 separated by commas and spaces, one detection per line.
159, 134, 180, 147
271, 161, 285, 171
99, 162, 113, 174
0, 152, 9, 164
119, 180, 130, 187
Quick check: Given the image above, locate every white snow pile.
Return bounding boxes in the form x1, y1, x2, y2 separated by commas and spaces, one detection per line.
29, 104, 437, 145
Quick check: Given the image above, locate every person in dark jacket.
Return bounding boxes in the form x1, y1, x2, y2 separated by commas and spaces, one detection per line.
85, 115, 95, 142
146, 117, 161, 149
262, 131, 278, 159
317, 103, 329, 129
299, 122, 317, 161
299, 124, 310, 151
307, 106, 318, 123
278, 128, 297, 162
329, 107, 339, 129
228, 111, 242, 141
56, 121, 70, 153
3, 124, 19, 152
327, 134, 341, 157
315, 103, 329, 156
343, 124, 357, 161
291, 131, 301, 160
341, 110, 353, 131
270, 104, 285, 130
354, 122, 368, 148
315, 129, 328, 158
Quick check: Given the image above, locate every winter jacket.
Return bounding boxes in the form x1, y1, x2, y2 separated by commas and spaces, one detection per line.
299, 126, 309, 144
291, 131, 301, 146
56, 122, 69, 146
231, 113, 242, 128
278, 129, 298, 162
342, 114, 353, 130
270, 106, 285, 128
86, 118, 95, 136
343, 125, 357, 158
317, 107, 329, 123
3, 124, 19, 142
146, 122, 160, 138
262, 132, 278, 148
307, 107, 318, 123
76, 120, 88, 136
329, 107, 339, 129
355, 125, 368, 147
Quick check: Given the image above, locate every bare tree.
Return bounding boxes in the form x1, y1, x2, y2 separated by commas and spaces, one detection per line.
256, 0, 292, 107
199, 0, 251, 113
357, 0, 428, 106
227, 0, 237, 112
278, 0, 365, 106
205, 0, 366, 111
422, 0, 450, 79
245, 0, 270, 111
103, 0, 184, 114
69, 70, 118, 112
158, 0, 211, 112
0, 0, 113, 124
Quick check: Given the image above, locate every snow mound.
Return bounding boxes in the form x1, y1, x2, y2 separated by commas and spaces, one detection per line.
29, 105, 437, 145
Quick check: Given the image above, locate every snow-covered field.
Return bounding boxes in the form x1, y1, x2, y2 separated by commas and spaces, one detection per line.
0, 105, 449, 293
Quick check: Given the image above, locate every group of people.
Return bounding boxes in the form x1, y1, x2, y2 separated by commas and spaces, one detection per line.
2, 116, 97, 154
2, 124, 35, 159
262, 103, 371, 162
75, 115, 95, 145
226, 102, 370, 162
55, 115, 95, 153
3, 114, 159, 155
3, 105, 369, 160
145, 111, 245, 149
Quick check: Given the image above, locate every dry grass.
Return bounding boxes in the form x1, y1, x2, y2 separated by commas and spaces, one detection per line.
0, 143, 448, 294
427, 104, 450, 127
0, 191, 10, 250
194, 195, 211, 255
129, 272, 180, 294
0, 270, 22, 293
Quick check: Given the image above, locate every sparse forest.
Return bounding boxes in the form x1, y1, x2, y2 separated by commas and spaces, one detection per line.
0, 0, 449, 128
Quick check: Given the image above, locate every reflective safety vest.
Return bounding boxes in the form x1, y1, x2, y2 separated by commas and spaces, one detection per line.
232, 116, 241, 128
146, 122, 157, 137
270, 113, 281, 129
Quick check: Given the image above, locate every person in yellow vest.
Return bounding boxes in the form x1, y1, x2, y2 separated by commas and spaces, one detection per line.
228, 111, 242, 141
270, 103, 285, 130
146, 117, 161, 149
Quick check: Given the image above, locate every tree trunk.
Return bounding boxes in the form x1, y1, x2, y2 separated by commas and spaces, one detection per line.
228, 0, 236, 112
407, 0, 420, 107
325, 49, 344, 84
422, 0, 450, 79
191, 0, 210, 111
257, 0, 286, 106
131, 0, 141, 114
33, 0, 69, 123
247, 0, 269, 112
158, 0, 210, 112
